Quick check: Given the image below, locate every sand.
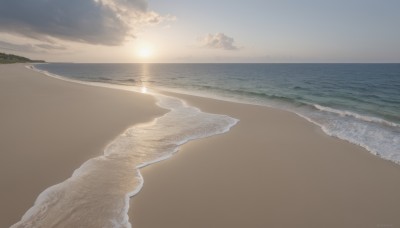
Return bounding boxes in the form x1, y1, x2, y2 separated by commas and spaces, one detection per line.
0, 64, 166, 227
130, 92, 400, 228
2, 63, 400, 228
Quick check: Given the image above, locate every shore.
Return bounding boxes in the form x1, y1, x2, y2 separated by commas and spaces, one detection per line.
130, 92, 400, 228
2, 64, 400, 228
0, 64, 166, 227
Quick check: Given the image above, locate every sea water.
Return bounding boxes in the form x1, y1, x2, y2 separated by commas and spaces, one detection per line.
35, 63, 400, 163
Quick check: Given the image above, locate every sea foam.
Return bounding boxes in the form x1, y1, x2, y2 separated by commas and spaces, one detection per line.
296, 103, 400, 164
313, 104, 400, 128
12, 66, 238, 227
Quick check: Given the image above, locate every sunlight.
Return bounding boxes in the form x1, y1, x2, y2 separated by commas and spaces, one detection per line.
137, 46, 153, 59
141, 86, 148, 93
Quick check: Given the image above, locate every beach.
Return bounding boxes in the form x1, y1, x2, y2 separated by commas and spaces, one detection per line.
1, 64, 400, 228
0, 64, 165, 227
130, 93, 400, 228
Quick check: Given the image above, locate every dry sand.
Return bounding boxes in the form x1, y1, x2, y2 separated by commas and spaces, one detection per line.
0, 64, 166, 227
130, 92, 400, 228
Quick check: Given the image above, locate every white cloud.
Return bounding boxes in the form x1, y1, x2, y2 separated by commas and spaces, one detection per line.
201, 33, 239, 50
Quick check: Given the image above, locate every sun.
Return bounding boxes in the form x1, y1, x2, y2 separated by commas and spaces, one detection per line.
137, 46, 153, 59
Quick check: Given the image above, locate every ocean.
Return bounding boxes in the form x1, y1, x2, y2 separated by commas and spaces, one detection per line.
35, 63, 400, 163
14, 63, 399, 227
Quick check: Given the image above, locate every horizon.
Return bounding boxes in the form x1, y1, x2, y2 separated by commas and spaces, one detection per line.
1, 0, 400, 63
33, 61, 400, 64
2, 51, 400, 64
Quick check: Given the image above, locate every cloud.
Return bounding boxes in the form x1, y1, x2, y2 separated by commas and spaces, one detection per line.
141, 12, 176, 25
35, 43, 68, 51
0, 0, 168, 46
0, 40, 67, 53
201, 33, 239, 50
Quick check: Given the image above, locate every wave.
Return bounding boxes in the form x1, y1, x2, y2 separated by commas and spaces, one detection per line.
312, 104, 400, 128
194, 85, 305, 106
118, 78, 136, 83
159, 83, 400, 165
292, 86, 309, 91
135, 79, 400, 163
297, 110, 400, 165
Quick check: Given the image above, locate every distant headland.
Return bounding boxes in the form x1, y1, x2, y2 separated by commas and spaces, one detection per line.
0, 52, 45, 64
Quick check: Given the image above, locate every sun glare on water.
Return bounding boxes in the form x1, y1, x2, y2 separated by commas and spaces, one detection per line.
141, 86, 148, 93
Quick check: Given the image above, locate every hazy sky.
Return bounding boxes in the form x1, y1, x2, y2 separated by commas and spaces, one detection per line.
0, 0, 399, 63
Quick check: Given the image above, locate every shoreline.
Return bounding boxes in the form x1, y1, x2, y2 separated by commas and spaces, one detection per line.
0, 64, 166, 227
155, 87, 400, 166
2, 63, 400, 227
130, 92, 400, 228
32, 63, 400, 165
4, 64, 237, 227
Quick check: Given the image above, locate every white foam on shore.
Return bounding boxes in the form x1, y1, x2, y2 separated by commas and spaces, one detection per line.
313, 104, 400, 128
12, 65, 238, 227
27, 65, 142, 93
295, 105, 400, 164
144, 84, 400, 165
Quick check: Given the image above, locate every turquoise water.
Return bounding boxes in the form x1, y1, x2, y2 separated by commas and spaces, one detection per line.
35, 63, 400, 163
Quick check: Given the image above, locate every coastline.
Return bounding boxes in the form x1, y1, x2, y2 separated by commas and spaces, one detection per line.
1, 63, 400, 227
130, 92, 400, 228
0, 64, 166, 227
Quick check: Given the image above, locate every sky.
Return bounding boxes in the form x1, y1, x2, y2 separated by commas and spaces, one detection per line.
0, 0, 399, 63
